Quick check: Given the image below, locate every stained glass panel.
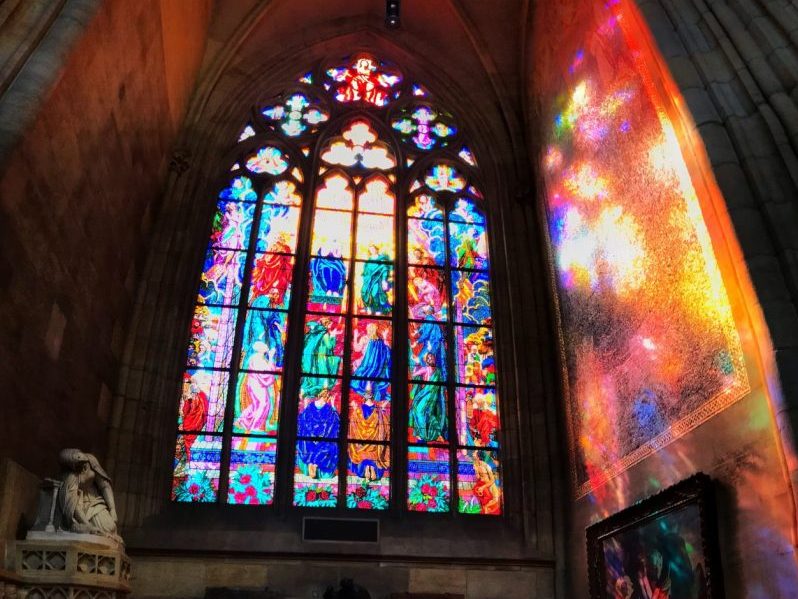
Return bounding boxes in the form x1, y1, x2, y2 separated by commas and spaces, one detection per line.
172, 435, 222, 503
240, 310, 287, 371
210, 201, 255, 250
407, 193, 444, 219
315, 174, 355, 210
257, 205, 300, 253
186, 306, 237, 368
354, 261, 393, 316
351, 319, 392, 379
450, 198, 485, 224
407, 446, 450, 512
293, 441, 339, 507
457, 450, 502, 515
408, 384, 449, 444
307, 257, 349, 313
263, 180, 302, 206
228, 438, 277, 505
358, 177, 395, 214
321, 121, 396, 170
408, 267, 448, 321
233, 372, 282, 435
300, 316, 345, 378
249, 253, 294, 309
408, 321, 448, 381
425, 164, 466, 193
454, 326, 495, 386
390, 105, 457, 151
448, 222, 489, 270
347, 445, 390, 510
326, 55, 401, 107
407, 218, 446, 267
198, 249, 246, 306
451, 271, 491, 325
261, 93, 329, 138
220, 176, 257, 202
246, 146, 289, 175
312, 210, 353, 259
455, 387, 499, 447
349, 384, 391, 436
178, 370, 229, 433
355, 214, 395, 261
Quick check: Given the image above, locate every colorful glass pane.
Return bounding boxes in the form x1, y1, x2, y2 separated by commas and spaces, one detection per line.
300, 315, 345, 378
451, 271, 492, 325
326, 55, 401, 107
262, 93, 329, 138
349, 384, 391, 436
178, 370, 229, 433
408, 218, 446, 267
210, 201, 255, 250
425, 164, 466, 192
298, 376, 342, 418
219, 176, 257, 202
407, 383, 449, 444
351, 319, 392, 379
347, 445, 390, 510
448, 222, 489, 270
248, 253, 294, 310
172, 435, 222, 503
257, 205, 300, 253
458, 146, 477, 167
408, 321, 448, 381
186, 305, 237, 368
198, 249, 246, 306
407, 446, 450, 512
450, 198, 485, 224
263, 180, 302, 206
408, 267, 448, 321
299, 71, 313, 84
246, 146, 289, 175
312, 209, 353, 259
355, 214, 394, 261
238, 124, 255, 142
294, 440, 339, 507
307, 257, 349, 313
315, 174, 355, 210
321, 121, 396, 170
454, 326, 495, 386
354, 261, 393, 316
240, 310, 288, 371
391, 105, 457, 151
457, 449, 502, 515
407, 193, 444, 219
233, 372, 282, 435
455, 387, 499, 447
358, 176, 395, 214
228, 438, 277, 505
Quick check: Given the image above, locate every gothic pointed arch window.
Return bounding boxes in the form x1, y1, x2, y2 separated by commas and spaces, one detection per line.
172, 54, 502, 515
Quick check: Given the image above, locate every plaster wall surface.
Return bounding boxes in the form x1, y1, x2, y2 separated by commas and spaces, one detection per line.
0, 0, 211, 476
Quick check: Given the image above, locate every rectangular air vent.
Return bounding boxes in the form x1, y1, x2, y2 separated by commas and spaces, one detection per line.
302, 517, 379, 543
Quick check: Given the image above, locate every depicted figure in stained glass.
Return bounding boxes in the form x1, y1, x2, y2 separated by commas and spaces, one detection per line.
301, 317, 342, 396
409, 352, 448, 442
246, 293, 285, 366
360, 245, 392, 314
410, 273, 443, 319
328, 55, 400, 107
471, 451, 501, 515
414, 306, 448, 380
237, 342, 278, 432
351, 323, 391, 398
212, 202, 250, 249
201, 250, 242, 305
297, 387, 341, 478
348, 385, 390, 481
181, 373, 208, 459
311, 253, 347, 303
465, 390, 498, 447
454, 230, 480, 269
57, 449, 119, 537
250, 251, 292, 308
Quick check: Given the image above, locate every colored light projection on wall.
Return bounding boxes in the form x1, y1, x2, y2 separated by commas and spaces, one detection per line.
406, 164, 502, 515
173, 150, 305, 503
539, 0, 748, 496
294, 119, 396, 510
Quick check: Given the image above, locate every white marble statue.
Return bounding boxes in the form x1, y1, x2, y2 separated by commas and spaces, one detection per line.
56, 449, 119, 537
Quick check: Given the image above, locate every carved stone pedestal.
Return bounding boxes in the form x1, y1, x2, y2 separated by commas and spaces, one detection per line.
11, 534, 130, 599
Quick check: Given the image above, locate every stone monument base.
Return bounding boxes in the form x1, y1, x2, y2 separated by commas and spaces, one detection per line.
10, 533, 130, 599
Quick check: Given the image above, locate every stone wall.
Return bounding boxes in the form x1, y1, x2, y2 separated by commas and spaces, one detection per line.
0, 0, 212, 477
528, 0, 798, 597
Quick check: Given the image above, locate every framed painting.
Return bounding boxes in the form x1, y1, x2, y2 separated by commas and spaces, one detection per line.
587, 474, 724, 599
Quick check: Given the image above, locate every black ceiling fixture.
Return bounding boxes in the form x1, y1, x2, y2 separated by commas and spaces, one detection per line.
386, 0, 400, 28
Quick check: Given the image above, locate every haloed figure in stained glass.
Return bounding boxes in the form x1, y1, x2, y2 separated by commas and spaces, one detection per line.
237, 343, 279, 433
360, 245, 392, 315
297, 387, 340, 479
352, 322, 391, 387
409, 352, 447, 442
349, 384, 389, 481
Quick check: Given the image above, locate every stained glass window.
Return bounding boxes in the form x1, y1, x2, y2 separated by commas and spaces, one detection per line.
173, 54, 502, 515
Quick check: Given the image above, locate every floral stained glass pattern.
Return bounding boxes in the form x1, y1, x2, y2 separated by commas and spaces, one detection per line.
262, 93, 329, 137
228, 438, 277, 505
391, 105, 457, 151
